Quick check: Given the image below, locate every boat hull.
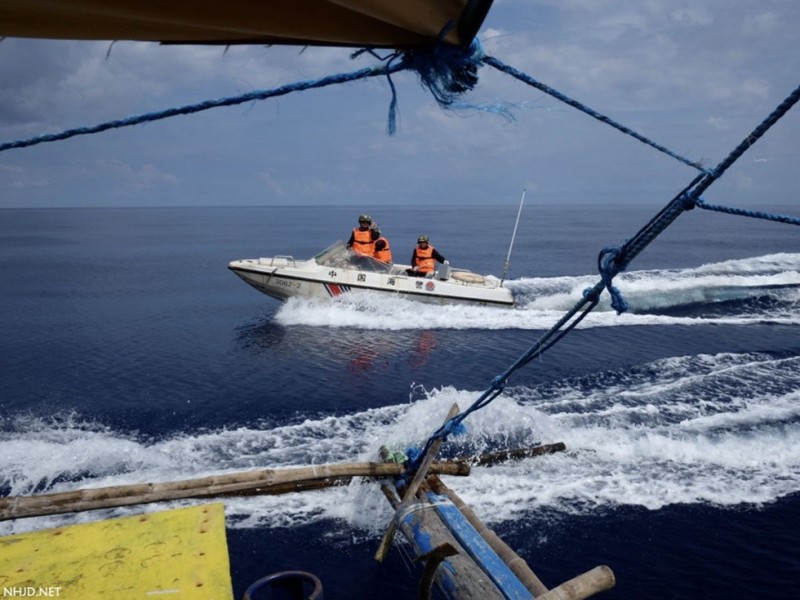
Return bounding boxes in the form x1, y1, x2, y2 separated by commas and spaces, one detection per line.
229, 252, 514, 308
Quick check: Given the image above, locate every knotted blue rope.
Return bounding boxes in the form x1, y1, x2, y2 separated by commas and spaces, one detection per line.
401, 37, 483, 108
2, 38, 699, 169
597, 247, 630, 314
0, 38, 491, 153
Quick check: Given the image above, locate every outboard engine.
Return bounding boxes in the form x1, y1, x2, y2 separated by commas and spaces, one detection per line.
435, 262, 451, 280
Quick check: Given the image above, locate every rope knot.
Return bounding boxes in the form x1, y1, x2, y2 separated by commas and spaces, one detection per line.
490, 375, 506, 392
583, 287, 600, 302
679, 191, 697, 210
405, 446, 422, 466
379, 38, 485, 134
598, 247, 629, 314
441, 418, 467, 438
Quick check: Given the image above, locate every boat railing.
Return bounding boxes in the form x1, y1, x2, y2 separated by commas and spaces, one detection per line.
313, 241, 348, 265
389, 264, 411, 276
315, 241, 395, 274
258, 255, 296, 267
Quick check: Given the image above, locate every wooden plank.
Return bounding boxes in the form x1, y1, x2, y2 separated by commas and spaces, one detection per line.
0, 503, 232, 599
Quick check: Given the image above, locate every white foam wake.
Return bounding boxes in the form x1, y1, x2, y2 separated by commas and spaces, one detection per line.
272, 253, 800, 330
2, 352, 798, 535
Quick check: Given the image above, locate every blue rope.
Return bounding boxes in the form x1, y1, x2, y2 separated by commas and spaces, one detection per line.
0, 63, 407, 153
407, 81, 800, 475
608, 81, 800, 275
481, 55, 708, 173
3, 40, 691, 162
410, 293, 600, 468
696, 82, 800, 191
597, 247, 630, 314
695, 199, 800, 226
0, 39, 492, 153
1, 39, 698, 170
401, 36, 483, 109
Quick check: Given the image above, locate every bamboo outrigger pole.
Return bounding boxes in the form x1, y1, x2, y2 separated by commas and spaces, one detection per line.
0, 442, 568, 523
0, 460, 469, 522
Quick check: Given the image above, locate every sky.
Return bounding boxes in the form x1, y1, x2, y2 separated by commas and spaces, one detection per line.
0, 0, 798, 208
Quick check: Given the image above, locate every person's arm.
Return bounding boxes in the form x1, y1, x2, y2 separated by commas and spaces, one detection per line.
432, 248, 446, 263
375, 239, 386, 251
346, 231, 355, 247
410, 251, 417, 267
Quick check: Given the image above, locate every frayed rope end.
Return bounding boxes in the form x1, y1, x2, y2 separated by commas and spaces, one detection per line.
384, 39, 493, 134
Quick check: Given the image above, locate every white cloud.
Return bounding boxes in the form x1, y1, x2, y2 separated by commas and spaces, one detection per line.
741, 11, 780, 36
0, 163, 50, 188
0, 0, 798, 207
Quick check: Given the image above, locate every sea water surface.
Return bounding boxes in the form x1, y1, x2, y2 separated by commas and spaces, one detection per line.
1, 204, 799, 599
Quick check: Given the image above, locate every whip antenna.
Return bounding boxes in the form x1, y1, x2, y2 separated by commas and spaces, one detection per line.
501, 188, 526, 285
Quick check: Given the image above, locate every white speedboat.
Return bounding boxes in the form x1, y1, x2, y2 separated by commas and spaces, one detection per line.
229, 241, 514, 307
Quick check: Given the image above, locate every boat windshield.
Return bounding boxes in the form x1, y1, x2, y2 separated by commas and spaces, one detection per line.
313, 241, 394, 273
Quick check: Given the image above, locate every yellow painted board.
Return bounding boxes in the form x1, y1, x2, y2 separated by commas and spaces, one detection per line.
0, 502, 233, 599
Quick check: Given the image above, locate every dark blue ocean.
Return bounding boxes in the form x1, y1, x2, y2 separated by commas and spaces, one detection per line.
1, 204, 799, 599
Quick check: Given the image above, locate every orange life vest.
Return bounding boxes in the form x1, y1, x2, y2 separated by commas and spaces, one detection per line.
414, 244, 436, 273
374, 237, 392, 263
351, 227, 375, 255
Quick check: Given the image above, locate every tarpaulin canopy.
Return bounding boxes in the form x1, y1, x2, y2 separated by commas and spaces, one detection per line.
0, 0, 494, 48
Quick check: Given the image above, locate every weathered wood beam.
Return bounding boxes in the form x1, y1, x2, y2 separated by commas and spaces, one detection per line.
471, 442, 567, 467
534, 566, 615, 600
0, 460, 469, 521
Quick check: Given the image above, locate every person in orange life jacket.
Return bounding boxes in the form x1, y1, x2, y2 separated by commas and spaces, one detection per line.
346, 213, 378, 256
407, 235, 447, 276
372, 228, 392, 263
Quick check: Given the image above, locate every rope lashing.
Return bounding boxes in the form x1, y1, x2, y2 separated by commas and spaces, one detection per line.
406, 80, 800, 476
597, 247, 630, 314
481, 55, 708, 173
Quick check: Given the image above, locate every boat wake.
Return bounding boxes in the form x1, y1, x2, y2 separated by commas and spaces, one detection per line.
272, 253, 800, 330
2, 351, 798, 536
